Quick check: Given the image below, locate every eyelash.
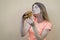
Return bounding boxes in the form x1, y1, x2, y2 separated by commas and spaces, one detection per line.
35, 6, 38, 9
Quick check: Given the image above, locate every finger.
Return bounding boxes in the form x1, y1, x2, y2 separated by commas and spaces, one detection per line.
26, 18, 31, 25
31, 15, 34, 20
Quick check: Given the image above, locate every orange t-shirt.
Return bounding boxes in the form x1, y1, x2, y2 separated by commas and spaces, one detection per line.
28, 17, 52, 40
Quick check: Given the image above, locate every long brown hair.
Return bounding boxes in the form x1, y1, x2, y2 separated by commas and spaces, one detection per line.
32, 2, 50, 21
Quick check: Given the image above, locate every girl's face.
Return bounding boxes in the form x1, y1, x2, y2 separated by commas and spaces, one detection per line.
32, 4, 41, 14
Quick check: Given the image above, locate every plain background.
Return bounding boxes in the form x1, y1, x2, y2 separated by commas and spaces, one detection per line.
0, 0, 60, 40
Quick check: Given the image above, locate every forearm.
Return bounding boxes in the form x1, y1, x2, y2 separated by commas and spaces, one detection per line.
32, 26, 42, 40
21, 19, 26, 37
21, 22, 29, 37
21, 24, 25, 37
32, 25, 49, 40
31, 22, 41, 40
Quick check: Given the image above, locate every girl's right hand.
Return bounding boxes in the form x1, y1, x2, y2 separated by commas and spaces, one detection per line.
25, 16, 34, 26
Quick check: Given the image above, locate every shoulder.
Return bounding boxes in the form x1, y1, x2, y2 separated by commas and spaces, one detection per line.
43, 20, 52, 31
43, 20, 52, 26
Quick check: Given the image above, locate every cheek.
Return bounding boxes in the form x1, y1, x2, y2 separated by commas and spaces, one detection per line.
37, 8, 40, 12
34, 8, 40, 13
32, 8, 36, 12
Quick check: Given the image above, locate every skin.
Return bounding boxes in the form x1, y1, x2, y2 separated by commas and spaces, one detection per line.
21, 4, 50, 40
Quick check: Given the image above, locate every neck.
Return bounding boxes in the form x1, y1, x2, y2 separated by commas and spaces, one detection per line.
37, 14, 44, 23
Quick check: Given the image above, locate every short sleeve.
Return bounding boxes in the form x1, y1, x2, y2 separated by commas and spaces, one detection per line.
44, 22, 52, 31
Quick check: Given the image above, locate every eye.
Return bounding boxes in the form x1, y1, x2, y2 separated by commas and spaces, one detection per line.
35, 6, 38, 9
